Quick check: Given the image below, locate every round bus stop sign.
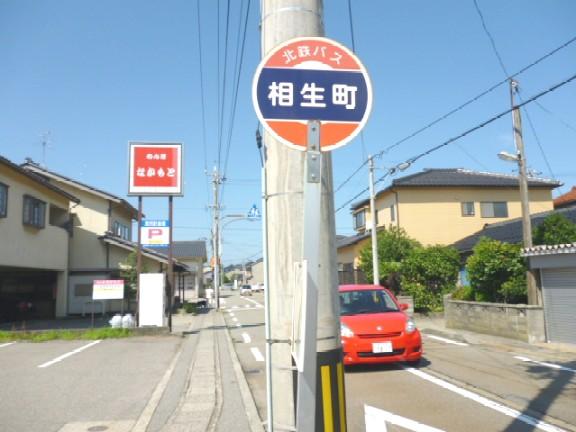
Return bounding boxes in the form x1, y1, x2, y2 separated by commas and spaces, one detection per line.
252, 37, 372, 152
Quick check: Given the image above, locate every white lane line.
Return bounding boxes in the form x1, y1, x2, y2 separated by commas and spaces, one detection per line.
38, 340, 102, 369
243, 297, 263, 308
425, 334, 469, 346
232, 317, 239, 322
0, 342, 16, 349
250, 347, 265, 362
242, 333, 252, 344
405, 368, 567, 432
233, 305, 239, 309
229, 312, 235, 317
365, 404, 444, 432
244, 305, 250, 308
235, 323, 242, 327
515, 356, 576, 373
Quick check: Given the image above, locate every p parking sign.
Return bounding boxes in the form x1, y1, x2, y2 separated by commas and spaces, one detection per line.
252, 37, 372, 151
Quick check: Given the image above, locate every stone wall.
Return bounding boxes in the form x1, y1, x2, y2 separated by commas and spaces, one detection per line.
444, 297, 546, 343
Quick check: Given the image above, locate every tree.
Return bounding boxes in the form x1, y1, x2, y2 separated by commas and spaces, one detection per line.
533, 213, 576, 246
465, 237, 527, 303
119, 251, 149, 300
401, 245, 460, 311
358, 226, 420, 293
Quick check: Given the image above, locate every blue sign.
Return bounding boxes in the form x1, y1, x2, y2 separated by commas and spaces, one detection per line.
256, 68, 369, 122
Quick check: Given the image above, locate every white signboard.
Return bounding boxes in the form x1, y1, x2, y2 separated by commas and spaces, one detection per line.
92, 279, 125, 300
141, 219, 170, 248
139, 273, 165, 327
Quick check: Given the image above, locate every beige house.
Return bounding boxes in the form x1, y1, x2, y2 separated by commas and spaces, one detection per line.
338, 168, 560, 282
0, 156, 79, 320
22, 161, 185, 315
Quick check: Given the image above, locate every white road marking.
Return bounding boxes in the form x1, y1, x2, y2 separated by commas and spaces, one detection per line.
515, 356, 576, 373
232, 317, 238, 322
425, 334, 469, 346
0, 342, 15, 349
405, 368, 567, 432
243, 297, 263, 308
235, 323, 242, 327
244, 304, 250, 308
38, 340, 102, 368
229, 312, 235, 317
242, 333, 252, 344
233, 305, 239, 309
220, 298, 227, 305
365, 404, 444, 432
250, 347, 265, 362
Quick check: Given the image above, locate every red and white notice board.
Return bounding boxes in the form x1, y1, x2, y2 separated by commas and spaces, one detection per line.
128, 142, 183, 196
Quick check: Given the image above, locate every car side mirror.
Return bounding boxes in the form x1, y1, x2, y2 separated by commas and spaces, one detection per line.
399, 303, 409, 311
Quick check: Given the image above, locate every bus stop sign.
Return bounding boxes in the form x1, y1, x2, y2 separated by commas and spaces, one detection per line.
252, 37, 372, 152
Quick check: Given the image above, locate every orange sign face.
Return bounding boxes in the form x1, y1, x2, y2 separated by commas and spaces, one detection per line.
128, 143, 183, 196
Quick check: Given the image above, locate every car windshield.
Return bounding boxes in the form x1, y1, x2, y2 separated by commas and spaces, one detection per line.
339, 289, 399, 315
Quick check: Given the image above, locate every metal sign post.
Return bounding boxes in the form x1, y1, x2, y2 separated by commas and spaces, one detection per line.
296, 120, 322, 431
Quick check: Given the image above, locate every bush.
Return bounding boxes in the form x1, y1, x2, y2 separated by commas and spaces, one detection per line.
358, 226, 420, 294
465, 237, 526, 303
533, 213, 576, 245
451, 286, 475, 301
401, 245, 460, 312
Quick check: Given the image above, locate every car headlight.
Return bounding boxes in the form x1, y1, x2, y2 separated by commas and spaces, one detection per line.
405, 317, 417, 334
340, 323, 354, 338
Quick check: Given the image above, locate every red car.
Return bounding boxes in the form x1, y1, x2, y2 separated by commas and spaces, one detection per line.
339, 284, 422, 366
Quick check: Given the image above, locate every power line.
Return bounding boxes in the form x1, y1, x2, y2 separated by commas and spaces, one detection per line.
196, 0, 210, 197
534, 101, 576, 133
217, 0, 232, 172
472, 0, 509, 76
222, 0, 251, 178
334, 33, 576, 193
346, 0, 366, 161
336, 72, 576, 213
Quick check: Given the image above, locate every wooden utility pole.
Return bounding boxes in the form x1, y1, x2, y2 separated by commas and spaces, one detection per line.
261, 1, 345, 430
510, 79, 540, 305
368, 155, 380, 285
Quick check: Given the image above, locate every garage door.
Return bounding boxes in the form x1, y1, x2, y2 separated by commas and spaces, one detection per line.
541, 268, 576, 344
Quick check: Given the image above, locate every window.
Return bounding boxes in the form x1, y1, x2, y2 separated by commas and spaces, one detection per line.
390, 204, 396, 222
461, 202, 475, 217
0, 182, 7, 218
113, 221, 130, 240
353, 210, 366, 230
480, 202, 508, 218
23, 195, 46, 228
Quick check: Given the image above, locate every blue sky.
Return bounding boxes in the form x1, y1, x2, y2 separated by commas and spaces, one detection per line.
1, 1, 575, 266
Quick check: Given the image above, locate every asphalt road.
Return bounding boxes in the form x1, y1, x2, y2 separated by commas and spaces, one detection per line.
0, 335, 182, 432
221, 290, 576, 432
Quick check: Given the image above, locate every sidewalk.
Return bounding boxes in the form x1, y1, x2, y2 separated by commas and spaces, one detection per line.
414, 313, 576, 360
133, 308, 264, 432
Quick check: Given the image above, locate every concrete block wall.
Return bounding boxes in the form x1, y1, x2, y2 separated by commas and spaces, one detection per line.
444, 297, 545, 343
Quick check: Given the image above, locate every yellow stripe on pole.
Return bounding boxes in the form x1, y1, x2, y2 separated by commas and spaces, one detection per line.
321, 365, 334, 432
337, 362, 347, 432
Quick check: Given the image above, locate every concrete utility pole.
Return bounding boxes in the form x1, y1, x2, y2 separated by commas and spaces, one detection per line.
368, 155, 380, 285
210, 166, 223, 310
261, 1, 345, 431
510, 79, 539, 305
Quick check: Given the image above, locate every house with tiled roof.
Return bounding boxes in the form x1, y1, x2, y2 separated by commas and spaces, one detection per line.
554, 186, 576, 209
20, 160, 189, 316
0, 156, 79, 321
337, 168, 561, 283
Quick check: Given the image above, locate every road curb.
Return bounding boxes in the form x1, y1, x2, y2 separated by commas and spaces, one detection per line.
220, 311, 266, 432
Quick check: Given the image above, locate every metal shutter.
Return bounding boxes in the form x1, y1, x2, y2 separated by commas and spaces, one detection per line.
541, 268, 576, 344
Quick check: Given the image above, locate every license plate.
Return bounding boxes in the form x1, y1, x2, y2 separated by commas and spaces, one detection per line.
372, 342, 393, 353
